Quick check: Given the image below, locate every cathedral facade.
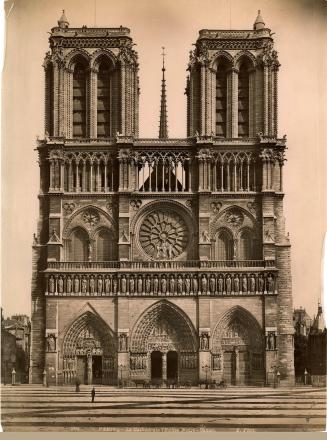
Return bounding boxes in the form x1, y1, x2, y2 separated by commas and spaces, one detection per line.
30, 11, 295, 386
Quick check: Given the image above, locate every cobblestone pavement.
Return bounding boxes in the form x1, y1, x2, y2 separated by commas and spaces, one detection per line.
1, 385, 326, 431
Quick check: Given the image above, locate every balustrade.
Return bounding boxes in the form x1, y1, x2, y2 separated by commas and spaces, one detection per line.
47, 259, 274, 270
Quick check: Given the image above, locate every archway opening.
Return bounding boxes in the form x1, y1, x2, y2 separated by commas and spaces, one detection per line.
151, 351, 163, 381
92, 355, 103, 384
167, 351, 178, 381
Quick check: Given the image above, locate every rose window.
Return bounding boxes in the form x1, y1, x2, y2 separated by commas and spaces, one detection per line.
139, 210, 188, 260
82, 209, 100, 227
225, 209, 244, 227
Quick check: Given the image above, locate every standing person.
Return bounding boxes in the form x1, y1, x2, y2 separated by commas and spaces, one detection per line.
91, 387, 95, 403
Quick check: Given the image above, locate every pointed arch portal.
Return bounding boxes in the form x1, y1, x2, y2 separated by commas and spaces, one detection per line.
130, 301, 198, 384
212, 306, 265, 385
62, 311, 116, 385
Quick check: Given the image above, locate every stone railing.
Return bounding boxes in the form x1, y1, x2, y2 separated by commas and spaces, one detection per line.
45, 270, 277, 297
46, 260, 275, 271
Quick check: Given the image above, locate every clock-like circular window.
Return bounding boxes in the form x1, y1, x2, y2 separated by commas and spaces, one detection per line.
139, 210, 189, 260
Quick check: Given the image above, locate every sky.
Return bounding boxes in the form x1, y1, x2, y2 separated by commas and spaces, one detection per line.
1, 0, 326, 319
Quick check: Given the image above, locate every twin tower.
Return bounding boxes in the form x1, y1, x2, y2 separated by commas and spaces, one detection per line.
30, 11, 294, 387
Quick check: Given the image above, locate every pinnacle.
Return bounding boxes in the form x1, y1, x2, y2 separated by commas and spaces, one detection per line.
58, 9, 69, 29
253, 10, 265, 31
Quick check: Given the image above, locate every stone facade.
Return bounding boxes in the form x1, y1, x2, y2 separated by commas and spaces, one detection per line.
30, 12, 294, 386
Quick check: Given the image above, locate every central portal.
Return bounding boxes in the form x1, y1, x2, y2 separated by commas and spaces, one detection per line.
151, 351, 163, 381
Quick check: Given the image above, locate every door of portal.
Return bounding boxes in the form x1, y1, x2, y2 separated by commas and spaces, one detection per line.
76, 356, 87, 384
92, 356, 102, 384
167, 351, 178, 382
151, 351, 163, 382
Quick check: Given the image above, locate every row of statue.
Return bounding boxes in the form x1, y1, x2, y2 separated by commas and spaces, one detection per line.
48, 272, 276, 295
130, 355, 147, 370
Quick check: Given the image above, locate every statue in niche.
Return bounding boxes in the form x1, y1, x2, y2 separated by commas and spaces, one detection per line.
169, 275, 175, 294
168, 244, 173, 260
177, 275, 183, 294
201, 230, 210, 242
129, 276, 135, 294
88, 241, 92, 262
200, 333, 209, 350
161, 276, 167, 294
153, 275, 159, 294
113, 277, 118, 294
119, 334, 127, 351
242, 275, 247, 293
89, 276, 95, 294
218, 275, 223, 293
46, 334, 56, 352
234, 275, 240, 293
185, 276, 191, 294
161, 242, 168, 258
213, 354, 222, 370
226, 275, 232, 293
49, 276, 55, 293
258, 275, 264, 292
121, 276, 127, 294
210, 275, 216, 293
137, 276, 143, 293
81, 277, 87, 293
234, 275, 239, 293
74, 277, 79, 293
145, 276, 151, 294
250, 274, 256, 293
193, 275, 198, 294
66, 276, 72, 293
98, 277, 103, 294
105, 277, 111, 293
267, 274, 274, 293
201, 275, 207, 293
267, 332, 276, 350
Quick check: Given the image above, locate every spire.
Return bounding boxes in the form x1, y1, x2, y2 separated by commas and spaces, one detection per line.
58, 10, 69, 29
253, 10, 265, 31
159, 47, 168, 139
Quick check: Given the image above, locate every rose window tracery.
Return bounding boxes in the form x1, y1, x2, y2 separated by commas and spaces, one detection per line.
82, 209, 100, 227
225, 208, 244, 227
139, 210, 189, 260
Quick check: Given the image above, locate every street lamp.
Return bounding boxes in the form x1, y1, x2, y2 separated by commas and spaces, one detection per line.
202, 364, 210, 389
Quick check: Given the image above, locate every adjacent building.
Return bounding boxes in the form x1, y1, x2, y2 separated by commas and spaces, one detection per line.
30, 11, 294, 386
2, 313, 31, 383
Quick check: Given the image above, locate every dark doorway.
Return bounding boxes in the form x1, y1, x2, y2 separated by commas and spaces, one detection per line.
151, 351, 163, 380
167, 351, 178, 381
92, 356, 102, 384
76, 356, 87, 384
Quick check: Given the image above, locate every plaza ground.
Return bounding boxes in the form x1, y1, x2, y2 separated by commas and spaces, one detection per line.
1, 384, 326, 431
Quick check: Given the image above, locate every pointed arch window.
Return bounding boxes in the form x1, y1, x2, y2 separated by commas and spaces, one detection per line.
238, 229, 253, 260
68, 228, 89, 261
216, 59, 228, 137
215, 229, 233, 260
238, 61, 250, 137
95, 229, 112, 261
73, 63, 87, 137
97, 62, 111, 137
